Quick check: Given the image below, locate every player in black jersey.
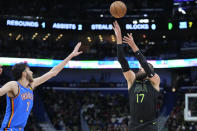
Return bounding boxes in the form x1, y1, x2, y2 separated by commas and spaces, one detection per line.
112, 21, 160, 131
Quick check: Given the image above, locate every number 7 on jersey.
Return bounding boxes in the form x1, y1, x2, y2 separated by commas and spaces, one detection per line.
136, 94, 144, 103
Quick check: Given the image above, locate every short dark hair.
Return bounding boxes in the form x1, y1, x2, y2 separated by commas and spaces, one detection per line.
12, 63, 29, 81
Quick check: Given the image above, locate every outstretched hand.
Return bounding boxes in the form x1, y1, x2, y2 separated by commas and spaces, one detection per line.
123, 33, 139, 52
112, 21, 122, 44
71, 42, 83, 57
112, 21, 121, 37
123, 33, 135, 45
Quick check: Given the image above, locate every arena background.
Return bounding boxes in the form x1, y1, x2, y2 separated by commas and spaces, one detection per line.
0, 0, 197, 130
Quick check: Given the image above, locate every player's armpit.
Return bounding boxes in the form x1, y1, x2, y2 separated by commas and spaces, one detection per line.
123, 70, 136, 89
0, 81, 18, 96
149, 73, 160, 92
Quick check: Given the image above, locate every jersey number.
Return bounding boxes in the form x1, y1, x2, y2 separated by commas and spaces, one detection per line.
136, 94, 144, 103
27, 102, 30, 112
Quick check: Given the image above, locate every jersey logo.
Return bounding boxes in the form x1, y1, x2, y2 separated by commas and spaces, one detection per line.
21, 92, 33, 100
134, 84, 148, 93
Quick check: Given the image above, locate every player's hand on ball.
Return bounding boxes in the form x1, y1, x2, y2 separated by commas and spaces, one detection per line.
0, 65, 3, 75
71, 42, 83, 57
123, 33, 135, 45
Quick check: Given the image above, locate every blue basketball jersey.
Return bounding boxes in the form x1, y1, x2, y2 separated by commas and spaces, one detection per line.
1, 82, 34, 131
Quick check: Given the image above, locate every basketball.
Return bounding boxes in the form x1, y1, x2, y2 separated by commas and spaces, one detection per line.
110, 1, 127, 18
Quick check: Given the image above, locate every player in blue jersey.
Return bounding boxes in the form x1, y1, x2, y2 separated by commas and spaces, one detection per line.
0, 42, 83, 131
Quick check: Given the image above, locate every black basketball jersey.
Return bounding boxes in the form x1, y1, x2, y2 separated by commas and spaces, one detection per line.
129, 80, 159, 122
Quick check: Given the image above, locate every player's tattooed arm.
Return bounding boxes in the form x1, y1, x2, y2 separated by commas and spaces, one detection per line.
31, 42, 83, 89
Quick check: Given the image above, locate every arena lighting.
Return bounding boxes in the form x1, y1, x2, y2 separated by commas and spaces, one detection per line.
42, 34, 50, 40
144, 14, 148, 17
99, 35, 103, 40
139, 19, 149, 23
0, 57, 197, 69
100, 14, 104, 17
178, 7, 186, 14
55, 34, 63, 41
16, 34, 21, 40
148, 42, 155, 45
32, 32, 38, 40
132, 20, 138, 24
99, 35, 103, 42
168, 22, 173, 30
87, 37, 92, 42
111, 35, 115, 42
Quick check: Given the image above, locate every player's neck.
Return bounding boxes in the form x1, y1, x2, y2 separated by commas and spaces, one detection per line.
18, 78, 29, 88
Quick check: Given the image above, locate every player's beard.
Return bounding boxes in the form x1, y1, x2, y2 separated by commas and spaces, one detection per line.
135, 71, 147, 81
26, 73, 34, 83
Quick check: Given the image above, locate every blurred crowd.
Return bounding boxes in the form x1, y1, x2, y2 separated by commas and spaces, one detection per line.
81, 93, 129, 131
0, 36, 197, 60
42, 90, 81, 131
165, 91, 197, 131
40, 89, 164, 131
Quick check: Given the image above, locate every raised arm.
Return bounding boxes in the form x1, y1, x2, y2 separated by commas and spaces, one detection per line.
123, 33, 160, 91
113, 21, 135, 89
31, 42, 83, 89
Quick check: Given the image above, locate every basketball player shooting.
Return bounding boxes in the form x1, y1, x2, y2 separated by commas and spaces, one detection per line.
113, 21, 160, 131
0, 42, 82, 131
